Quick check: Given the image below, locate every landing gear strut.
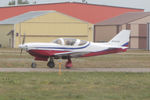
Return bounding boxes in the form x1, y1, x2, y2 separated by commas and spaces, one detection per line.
65, 57, 72, 69
47, 57, 55, 68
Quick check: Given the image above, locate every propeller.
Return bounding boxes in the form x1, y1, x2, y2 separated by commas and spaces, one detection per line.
20, 33, 26, 55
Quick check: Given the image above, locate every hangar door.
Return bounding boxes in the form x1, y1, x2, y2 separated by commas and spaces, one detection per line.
20, 22, 89, 42
94, 25, 119, 42
138, 24, 147, 49
14, 12, 94, 47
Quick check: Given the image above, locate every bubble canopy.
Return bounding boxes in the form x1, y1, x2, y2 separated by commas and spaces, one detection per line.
52, 38, 87, 46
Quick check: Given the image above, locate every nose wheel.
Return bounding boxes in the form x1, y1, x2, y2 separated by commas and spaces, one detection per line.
31, 62, 37, 68
47, 57, 55, 68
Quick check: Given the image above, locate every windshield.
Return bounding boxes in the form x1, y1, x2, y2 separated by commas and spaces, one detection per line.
52, 39, 62, 45
52, 38, 87, 46
64, 38, 76, 46
78, 40, 87, 46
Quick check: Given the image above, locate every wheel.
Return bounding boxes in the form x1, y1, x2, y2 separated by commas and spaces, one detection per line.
31, 62, 37, 68
47, 61, 55, 68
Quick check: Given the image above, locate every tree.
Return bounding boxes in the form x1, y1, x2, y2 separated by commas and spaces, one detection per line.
8, 0, 29, 5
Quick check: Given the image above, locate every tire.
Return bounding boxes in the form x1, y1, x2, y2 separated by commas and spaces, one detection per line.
31, 62, 37, 68
47, 61, 55, 68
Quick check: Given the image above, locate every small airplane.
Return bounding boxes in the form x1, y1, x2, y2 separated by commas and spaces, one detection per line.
19, 30, 130, 68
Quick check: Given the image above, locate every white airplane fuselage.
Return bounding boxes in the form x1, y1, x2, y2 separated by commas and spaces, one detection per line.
20, 41, 127, 60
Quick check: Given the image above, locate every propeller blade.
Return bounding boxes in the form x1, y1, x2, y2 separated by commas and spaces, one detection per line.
22, 33, 26, 44
20, 33, 26, 55
20, 48, 23, 55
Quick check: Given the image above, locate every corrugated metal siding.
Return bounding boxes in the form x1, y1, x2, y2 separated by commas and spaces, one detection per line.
0, 11, 54, 24
0, 25, 14, 47
130, 38, 139, 48
130, 24, 139, 49
20, 23, 89, 36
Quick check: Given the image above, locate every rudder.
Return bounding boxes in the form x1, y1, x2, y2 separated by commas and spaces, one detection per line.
108, 30, 130, 47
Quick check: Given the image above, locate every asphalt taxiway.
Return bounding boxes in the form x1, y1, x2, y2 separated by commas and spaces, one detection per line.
0, 68, 150, 72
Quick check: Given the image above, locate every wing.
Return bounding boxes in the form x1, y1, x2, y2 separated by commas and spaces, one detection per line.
103, 45, 128, 49
54, 51, 89, 58
109, 46, 128, 49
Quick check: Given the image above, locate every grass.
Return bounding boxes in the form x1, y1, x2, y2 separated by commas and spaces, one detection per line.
0, 48, 150, 100
0, 72, 150, 100
0, 48, 150, 68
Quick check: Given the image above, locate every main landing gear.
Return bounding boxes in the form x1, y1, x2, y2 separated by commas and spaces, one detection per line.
47, 56, 72, 69
65, 57, 72, 69
30, 57, 72, 69
47, 57, 55, 68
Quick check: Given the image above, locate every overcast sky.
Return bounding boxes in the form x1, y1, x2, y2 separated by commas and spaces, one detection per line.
0, 0, 150, 11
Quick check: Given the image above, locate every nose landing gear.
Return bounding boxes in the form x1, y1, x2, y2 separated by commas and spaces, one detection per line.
31, 62, 37, 68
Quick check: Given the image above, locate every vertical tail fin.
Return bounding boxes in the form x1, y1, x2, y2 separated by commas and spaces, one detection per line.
109, 30, 130, 47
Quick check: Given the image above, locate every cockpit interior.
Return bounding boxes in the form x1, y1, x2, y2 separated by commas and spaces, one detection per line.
52, 38, 87, 46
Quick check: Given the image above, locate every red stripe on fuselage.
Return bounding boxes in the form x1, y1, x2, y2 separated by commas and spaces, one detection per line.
28, 50, 69, 57
28, 48, 127, 61
82, 48, 127, 57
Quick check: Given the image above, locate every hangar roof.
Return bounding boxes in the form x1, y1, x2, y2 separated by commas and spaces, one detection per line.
0, 11, 54, 24
96, 12, 150, 25
0, 2, 144, 24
